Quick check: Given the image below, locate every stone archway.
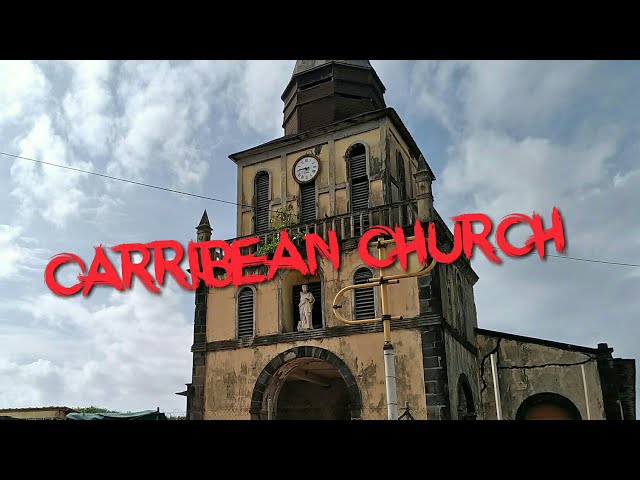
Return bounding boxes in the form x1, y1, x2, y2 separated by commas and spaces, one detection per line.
250, 346, 362, 420
457, 373, 476, 420
516, 392, 582, 420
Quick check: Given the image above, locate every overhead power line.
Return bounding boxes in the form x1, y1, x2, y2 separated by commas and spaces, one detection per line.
2, 151, 639, 269
0, 151, 272, 213
546, 254, 640, 268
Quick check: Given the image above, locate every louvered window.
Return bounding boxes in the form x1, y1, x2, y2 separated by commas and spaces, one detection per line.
354, 267, 376, 321
300, 181, 316, 224
349, 153, 369, 211
237, 287, 254, 338
255, 172, 270, 234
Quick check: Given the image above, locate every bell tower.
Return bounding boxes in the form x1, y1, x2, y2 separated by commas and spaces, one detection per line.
189, 59, 482, 421
282, 60, 387, 135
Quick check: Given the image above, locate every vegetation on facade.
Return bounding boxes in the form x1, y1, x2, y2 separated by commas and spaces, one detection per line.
256, 205, 304, 258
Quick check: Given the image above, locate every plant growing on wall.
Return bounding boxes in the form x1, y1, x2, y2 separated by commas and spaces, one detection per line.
256, 205, 304, 258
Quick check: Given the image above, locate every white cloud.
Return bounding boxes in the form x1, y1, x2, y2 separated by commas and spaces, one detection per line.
460, 61, 597, 132
9, 114, 91, 228
235, 60, 294, 138
0, 224, 46, 281
1, 284, 192, 412
0, 61, 50, 125
62, 60, 115, 156
439, 128, 619, 215
108, 60, 242, 190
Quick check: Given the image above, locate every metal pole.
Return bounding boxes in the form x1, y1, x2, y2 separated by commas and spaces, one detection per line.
383, 317, 398, 420
331, 236, 437, 421
378, 239, 398, 421
267, 397, 273, 420
581, 364, 591, 420
490, 353, 503, 420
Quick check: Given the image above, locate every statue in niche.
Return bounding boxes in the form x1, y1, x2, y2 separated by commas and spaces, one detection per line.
297, 284, 315, 331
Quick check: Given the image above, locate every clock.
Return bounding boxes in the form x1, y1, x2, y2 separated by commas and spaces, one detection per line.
293, 155, 320, 184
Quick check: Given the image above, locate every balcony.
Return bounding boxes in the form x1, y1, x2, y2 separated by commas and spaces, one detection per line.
223, 199, 421, 256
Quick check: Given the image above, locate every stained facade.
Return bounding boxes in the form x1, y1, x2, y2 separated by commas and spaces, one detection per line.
182, 60, 635, 420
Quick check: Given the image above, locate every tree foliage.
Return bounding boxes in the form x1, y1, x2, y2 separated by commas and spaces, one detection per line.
73, 406, 119, 414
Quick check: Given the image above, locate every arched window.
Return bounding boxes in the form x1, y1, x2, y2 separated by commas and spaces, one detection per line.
394, 152, 410, 225
457, 374, 476, 420
516, 392, 582, 420
353, 267, 376, 321
396, 152, 407, 201
348, 143, 369, 212
237, 287, 255, 338
254, 172, 270, 234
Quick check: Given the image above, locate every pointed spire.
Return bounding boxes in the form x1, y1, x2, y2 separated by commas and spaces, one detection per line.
417, 154, 428, 172
197, 209, 211, 229
196, 210, 212, 242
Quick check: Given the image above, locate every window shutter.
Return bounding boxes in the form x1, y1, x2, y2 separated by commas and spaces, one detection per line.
237, 288, 254, 338
255, 173, 270, 234
349, 153, 369, 212
300, 181, 316, 224
349, 153, 368, 179
354, 268, 376, 320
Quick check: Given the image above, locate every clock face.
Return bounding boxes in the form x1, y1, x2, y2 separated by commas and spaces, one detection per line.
293, 155, 320, 184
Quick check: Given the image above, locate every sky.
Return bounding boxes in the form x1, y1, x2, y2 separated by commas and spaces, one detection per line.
0, 60, 638, 416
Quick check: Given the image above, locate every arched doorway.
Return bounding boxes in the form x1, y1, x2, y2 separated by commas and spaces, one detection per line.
250, 347, 362, 420
457, 374, 476, 420
516, 393, 582, 420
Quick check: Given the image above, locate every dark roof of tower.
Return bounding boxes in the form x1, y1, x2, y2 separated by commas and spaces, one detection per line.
291, 60, 373, 77
197, 209, 211, 229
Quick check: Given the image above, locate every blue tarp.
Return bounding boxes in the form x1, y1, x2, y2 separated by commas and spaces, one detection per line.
66, 409, 167, 420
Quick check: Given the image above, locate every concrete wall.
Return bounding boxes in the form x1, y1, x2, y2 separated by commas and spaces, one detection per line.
204, 328, 427, 420
476, 333, 606, 420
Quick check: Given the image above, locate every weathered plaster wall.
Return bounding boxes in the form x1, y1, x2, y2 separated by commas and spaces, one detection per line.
237, 126, 385, 237
476, 333, 606, 420
204, 329, 427, 420
206, 249, 420, 342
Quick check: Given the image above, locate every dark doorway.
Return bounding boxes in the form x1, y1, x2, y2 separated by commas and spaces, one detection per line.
293, 281, 322, 329
275, 360, 351, 420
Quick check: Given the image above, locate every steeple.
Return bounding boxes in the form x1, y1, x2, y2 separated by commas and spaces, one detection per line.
196, 209, 212, 242
282, 60, 387, 136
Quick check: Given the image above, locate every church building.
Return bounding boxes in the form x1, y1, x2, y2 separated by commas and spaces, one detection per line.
182, 60, 635, 420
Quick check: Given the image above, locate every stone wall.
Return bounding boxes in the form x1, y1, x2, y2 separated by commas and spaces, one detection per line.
476, 330, 606, 420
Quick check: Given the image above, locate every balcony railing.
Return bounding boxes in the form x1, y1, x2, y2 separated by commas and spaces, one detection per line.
220, 199, 420, 256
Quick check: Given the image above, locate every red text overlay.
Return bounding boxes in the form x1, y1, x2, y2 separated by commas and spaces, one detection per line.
45, 208, 565, 297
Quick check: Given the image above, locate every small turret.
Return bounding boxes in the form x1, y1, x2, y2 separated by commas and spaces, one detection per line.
196, 210, 212, 242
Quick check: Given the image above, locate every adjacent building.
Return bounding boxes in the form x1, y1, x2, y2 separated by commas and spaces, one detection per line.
0, 406, 76, 420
